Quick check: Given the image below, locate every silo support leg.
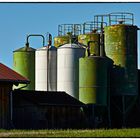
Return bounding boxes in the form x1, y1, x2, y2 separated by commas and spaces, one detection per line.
108, 92, 111, 128
122, 96, 126, 128
108, 105, 111, 128
92, 105, 95, 128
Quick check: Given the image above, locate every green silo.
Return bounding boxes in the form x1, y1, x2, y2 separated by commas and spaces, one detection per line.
13, 43, 35, 90
54, 35, 70, 48
104, 24, 138, 96
54, 35, 78, 48
54, 24, 81, 48
79, 56, 112, 106
78, 33, 100, 56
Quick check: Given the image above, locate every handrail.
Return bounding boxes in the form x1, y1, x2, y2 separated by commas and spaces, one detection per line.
26, 34, 45, 47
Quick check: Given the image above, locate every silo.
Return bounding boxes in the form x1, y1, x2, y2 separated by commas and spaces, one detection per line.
54, 24, 82, 48
54, 35, 70, 48
79, 56, 112, 106
103, 12, 138, 127
78, 33, 100, 56
57, 43, 85, 99
104, 24, 138, 96
35, 45, 57, 91
13, 43, 35, 90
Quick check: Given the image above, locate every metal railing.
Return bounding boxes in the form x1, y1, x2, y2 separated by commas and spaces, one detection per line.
83, 21, 107, 34
58, 24, 82, 36
94, 12, 134, 26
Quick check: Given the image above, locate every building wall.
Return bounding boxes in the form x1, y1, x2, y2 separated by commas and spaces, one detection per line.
13, 98, 87, 129
0, 83, 12, 129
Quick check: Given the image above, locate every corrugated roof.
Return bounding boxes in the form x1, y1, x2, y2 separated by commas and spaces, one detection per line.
13, 90, 85, 107
0, 63, 30, 84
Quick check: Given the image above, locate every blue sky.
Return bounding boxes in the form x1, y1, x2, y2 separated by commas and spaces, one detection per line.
0, 2, 140, 68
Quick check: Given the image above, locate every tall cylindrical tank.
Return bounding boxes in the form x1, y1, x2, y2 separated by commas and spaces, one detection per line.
54, 36, 70, 48
35, 46, 57, 91
78, 33, 100, 56
13, 44, 35, 90
79, 56, 112, 105
104, 24, 138, 95
57, 43, 85, 99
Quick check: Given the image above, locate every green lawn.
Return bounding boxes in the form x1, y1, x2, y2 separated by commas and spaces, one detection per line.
0, 128, 140, 137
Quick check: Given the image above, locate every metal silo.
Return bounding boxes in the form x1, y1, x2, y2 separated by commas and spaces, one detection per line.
101, 12, 138, 127
13, 43, 35, 90
79, 56, 112, 105
78, 34, 100, 56
78, 22, 104, 56
79, 38, 113, 128
54, 24, 82, 48
57, 43, 85, 99
104, 19, 138, 96
13, 34, 45, 90
79, 21, 109, 105
54, 35, 70, 48
35, 34, 57, 91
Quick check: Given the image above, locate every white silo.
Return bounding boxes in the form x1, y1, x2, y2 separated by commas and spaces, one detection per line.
35, 45, 57, 91
57, 43, 85, 99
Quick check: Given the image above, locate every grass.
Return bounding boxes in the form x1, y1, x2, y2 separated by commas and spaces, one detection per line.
0, 128, 140, 137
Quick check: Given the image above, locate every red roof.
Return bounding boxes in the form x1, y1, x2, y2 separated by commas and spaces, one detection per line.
0, 63, 30, 84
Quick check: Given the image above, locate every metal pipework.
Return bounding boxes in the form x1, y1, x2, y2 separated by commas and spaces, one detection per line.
26, 34, 45, 47
76, 42, 89, 48
78, 21, 105, 57
46, 33, 52, 91
87, 41, 100, 57
100, 22, 105, 57
76, 41, 99, 56
47, 33, 52, 46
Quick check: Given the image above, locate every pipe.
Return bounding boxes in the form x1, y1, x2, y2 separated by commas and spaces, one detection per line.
100, 23, 106, 57
26, 34, 45, 47
76, 41, 99, 57
83, 23, 86, 34
58, 25, 62, 36
47, 47, 49, 91
48, 33, 52, 46
87, 41, 99, 57
76, 42, 87, 50
46, 33, 52, 91
47, 33, 53, 91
